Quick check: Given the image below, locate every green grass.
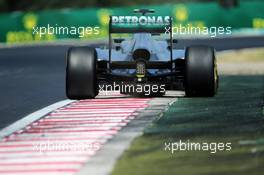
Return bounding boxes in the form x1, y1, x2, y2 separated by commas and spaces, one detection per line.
112, 76, 264, 175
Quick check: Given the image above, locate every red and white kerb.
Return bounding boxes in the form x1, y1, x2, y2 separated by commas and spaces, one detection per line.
0, 95, 150, 175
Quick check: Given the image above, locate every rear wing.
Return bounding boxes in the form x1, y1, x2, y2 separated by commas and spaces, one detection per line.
108, 10, 174, 72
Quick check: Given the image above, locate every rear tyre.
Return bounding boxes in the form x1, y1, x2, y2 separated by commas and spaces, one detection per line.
66, 47, 98, 99
185, 45, 218, 97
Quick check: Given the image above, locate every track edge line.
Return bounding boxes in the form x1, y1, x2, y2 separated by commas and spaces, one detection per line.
0, 99, 75, 139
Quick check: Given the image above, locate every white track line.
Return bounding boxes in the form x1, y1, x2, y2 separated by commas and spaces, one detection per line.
0, 100, 74, 140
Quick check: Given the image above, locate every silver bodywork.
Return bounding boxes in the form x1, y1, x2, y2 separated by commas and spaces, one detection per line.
96, 33, 184, 75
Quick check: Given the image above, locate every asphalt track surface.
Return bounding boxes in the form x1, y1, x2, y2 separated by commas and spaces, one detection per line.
0, 36, 264, 130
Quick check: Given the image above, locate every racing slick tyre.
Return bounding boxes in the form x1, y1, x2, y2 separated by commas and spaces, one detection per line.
185, 45, 218, 97
66, 47, 98, 99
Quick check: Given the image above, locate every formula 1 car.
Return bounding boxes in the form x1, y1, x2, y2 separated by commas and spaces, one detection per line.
66, 9, 218, 99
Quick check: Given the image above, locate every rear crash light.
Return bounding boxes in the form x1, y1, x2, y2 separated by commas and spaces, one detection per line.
136, 61, 146, 79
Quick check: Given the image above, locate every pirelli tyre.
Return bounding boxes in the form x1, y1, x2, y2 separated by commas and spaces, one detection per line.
66, 47, 98, 99
185, 45, 218, 97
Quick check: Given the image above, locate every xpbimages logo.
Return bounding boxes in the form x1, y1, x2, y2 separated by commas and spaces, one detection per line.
99, 82, 166, 96
164, 140, 232, 154
111, 16, 171, 25
32, 24, 100, 37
